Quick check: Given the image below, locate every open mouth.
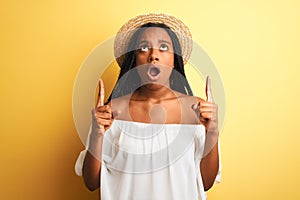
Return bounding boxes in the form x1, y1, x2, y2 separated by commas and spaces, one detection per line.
147, 66, 161, 81
149, 67, 160, 76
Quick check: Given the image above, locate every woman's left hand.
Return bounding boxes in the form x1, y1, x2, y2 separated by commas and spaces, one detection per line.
193, 76, 219, 136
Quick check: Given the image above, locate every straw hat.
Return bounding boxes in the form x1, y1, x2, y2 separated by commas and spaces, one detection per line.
114, 13, 193, 67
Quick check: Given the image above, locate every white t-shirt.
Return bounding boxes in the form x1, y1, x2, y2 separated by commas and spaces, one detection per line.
75, 120, 221, 200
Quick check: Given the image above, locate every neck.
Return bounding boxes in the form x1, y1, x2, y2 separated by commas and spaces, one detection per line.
134, 83, 175, 102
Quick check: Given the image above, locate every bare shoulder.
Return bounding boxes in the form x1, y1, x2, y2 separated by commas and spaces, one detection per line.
173, 91, 205, 104
172, 91, 203, 124
109, 94, 131, 107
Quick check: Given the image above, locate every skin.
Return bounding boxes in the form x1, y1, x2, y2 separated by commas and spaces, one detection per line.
82, 27, 219, 192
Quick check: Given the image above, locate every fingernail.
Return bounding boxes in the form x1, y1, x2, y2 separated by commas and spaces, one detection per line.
192, 104, 197, 110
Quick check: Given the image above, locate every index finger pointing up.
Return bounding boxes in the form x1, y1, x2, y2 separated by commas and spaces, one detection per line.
97, 78, 105, 107
205, 76, 214, 102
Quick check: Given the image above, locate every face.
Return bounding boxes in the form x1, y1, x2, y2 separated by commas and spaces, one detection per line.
135, 27, 174, 86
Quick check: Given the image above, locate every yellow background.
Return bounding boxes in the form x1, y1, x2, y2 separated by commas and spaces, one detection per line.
1, 0, 299, 199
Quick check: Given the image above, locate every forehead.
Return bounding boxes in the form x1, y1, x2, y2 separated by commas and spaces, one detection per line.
139, 27, 172, 42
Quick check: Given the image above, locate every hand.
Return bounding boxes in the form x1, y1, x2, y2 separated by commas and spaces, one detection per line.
193, 76, 219, 136
91, 79, 113, 135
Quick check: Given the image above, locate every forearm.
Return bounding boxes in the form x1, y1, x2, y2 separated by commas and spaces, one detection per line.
200, 132, 219, 191
82, 132, 104, 191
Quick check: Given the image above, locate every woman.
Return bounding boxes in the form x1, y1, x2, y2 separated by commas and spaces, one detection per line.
75, 13, 221, 200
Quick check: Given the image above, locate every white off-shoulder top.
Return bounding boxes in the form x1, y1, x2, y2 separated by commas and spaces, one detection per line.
75, 120, 221, 200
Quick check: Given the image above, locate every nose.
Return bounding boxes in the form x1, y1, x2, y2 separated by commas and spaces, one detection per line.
148, 49, 159, 63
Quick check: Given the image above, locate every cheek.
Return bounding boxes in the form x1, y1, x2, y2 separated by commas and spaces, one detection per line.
135, 65, 148, 79
136, 53, 148, 66
166, 53, 174, 67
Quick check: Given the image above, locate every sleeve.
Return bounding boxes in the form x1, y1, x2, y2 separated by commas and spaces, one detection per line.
75, 149, 87, 176
74, 125, 92, 176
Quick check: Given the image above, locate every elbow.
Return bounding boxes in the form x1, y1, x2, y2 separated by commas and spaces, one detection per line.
203, 182, 214, 192
201, 174, 216, 191
86, 184, 99, 192
202, 176, 216, 192
83, 173, 100, 191
84, 177, 100, 191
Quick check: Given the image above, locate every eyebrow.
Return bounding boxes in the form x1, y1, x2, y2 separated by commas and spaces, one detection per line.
138, 40, 149, 45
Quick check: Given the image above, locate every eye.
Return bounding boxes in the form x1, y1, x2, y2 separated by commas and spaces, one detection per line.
160, 44, 169, 51
139, 45, 149, 52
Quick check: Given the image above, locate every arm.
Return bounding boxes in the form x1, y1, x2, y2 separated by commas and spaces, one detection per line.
82, 131, 104, 191
200, 131, 219, 191
82, 79, 113, 191
194, 76, 220, 191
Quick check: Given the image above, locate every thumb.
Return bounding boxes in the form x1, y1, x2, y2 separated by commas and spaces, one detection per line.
206, 76, 214, 102
192, 103, 199, 110
96, 78, 105, 107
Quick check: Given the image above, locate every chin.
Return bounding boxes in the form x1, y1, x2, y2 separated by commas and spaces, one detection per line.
144, 83, 165, 90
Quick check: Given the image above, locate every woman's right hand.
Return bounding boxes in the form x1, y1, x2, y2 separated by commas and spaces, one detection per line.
91, 79, 113, 135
